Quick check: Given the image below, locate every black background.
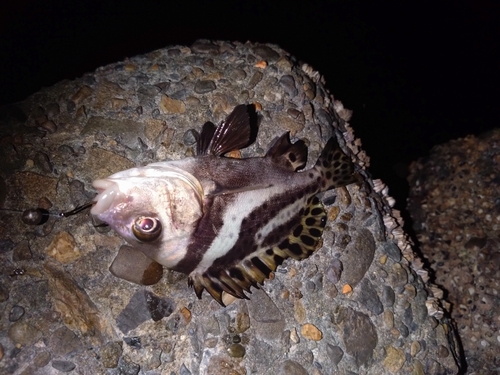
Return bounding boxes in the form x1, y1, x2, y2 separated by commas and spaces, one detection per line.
1, 0, 498, 213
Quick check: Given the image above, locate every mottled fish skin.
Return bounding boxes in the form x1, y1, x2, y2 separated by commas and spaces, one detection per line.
91, 104, 356, 305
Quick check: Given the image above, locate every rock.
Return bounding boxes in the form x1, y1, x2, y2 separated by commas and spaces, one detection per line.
33, 351, 51, 367
159, 95, 186, 113
407, 130, 500, 374
383, 346, 405, 372
194, 80, 217, 94
49, 326, 81, 356
246, 289, 285, 341
44, 263, 110, 344
100, 341, 123, 368
8, 305, 25, 321
355, 278, 384, 315
109, 245, 163, 285
116, 290, 175, 333
8, 321, 42, 346
301, 323, 322, 341
235, 312, 250, 333
276, 360, 308, 375
51, 360, 76, 372
326, 344, 344, 365
117, 357, 140, 375
45, 231, 81, 263
341, 228, 375, 287
227, 343, 245, 358
0, 40, 462, 375
337, 307, 378, 367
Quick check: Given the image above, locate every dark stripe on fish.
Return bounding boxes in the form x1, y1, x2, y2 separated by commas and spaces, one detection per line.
174, 186, 309, 274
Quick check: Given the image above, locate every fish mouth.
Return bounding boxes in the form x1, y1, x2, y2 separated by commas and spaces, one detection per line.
91, 179, 120, 216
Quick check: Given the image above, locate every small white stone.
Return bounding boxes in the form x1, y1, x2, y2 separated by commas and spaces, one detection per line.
290, 327, 300, 344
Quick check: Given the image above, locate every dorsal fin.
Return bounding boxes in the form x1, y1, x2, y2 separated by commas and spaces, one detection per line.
265, 133, 308, 171
197, 104, 253, 156
196, 121, 216, 155
187, 196, 327, 306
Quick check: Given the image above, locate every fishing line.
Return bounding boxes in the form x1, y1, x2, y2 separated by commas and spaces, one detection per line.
0, 202, 94, 225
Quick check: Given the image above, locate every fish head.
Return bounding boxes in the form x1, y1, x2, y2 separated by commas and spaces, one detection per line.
90, 163, 204, 268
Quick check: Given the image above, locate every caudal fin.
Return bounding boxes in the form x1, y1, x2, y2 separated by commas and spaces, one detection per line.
314, 137, 356, 191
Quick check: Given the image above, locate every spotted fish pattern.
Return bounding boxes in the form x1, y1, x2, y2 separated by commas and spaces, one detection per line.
91, 104, 356, 305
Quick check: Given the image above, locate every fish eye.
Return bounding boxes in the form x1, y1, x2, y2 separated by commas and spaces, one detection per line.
132, 216, 162, 242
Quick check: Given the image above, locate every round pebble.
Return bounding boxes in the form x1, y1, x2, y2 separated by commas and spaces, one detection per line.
40, 120, 57, 133
183, 129, 198, 145
34, 351, 51, 367
8, 321, 42, 346
301, 323, 322, 341
51, 360, 76, 372
227, 343, 245, 358
9, 306, 25, 322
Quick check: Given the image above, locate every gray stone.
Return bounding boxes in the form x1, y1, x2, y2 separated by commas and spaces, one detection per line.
380, 242, 402, 262
248, 71, 263, 88
341, 228, 375, 287
0, 239, 15, 254
279, 75, 298, 97
116, 291, 151, 333
8, 321, 42, 346
101, 341, 123, 368
49, 326, 81, 356
33, 351, 51, 367
116, 290, 174, 333
118, 357, 140, 375
276, 360, 308, 375
179, 363, 192, 375
82, 117, 145, 150
194, 80, 216, 94
356, 279, 383, 315
382, 285, 396, 307
253, 45, 280, 62
246, 289, 285, 341
338, 307, 378, 367
145, 291, 175, 321
8, 305, 25, 322
326, 344, 344, 365
34, 152, 53, 173
51, 360, 76, 372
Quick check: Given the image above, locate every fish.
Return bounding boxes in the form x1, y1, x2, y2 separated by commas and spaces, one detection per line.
91, 104, 356, 305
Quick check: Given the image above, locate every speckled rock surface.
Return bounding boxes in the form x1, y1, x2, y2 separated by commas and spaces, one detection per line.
408, 130, 500, 374
0, 40, 462, 374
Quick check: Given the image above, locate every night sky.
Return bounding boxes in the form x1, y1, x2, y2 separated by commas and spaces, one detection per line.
1, 0, 498, 215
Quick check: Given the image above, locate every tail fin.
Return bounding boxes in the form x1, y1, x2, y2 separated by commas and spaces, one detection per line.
314, 137, 356, 191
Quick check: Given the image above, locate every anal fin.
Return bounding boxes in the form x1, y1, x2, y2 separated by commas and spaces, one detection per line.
188, 196, 327, 306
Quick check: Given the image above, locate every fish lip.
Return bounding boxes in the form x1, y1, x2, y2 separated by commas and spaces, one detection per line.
90, 179, 119, 216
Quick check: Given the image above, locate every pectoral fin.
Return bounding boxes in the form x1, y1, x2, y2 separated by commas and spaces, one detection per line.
187, 196, 327, 306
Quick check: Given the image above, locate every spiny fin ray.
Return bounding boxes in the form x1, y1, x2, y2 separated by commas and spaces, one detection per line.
198, 104, 254, 156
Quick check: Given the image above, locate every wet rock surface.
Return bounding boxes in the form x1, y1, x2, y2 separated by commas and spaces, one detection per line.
0, 40, 461, 374
408, 130, 500, 374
